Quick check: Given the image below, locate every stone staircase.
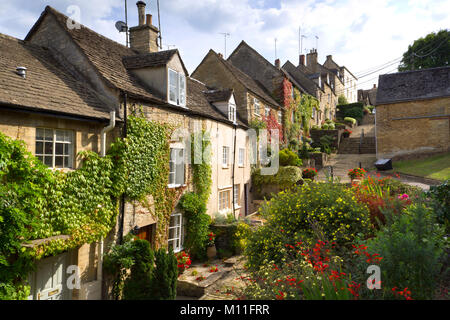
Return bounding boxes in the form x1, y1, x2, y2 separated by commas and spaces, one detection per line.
338, 114, 376, 155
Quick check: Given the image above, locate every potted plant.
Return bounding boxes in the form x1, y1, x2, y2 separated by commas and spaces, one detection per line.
343, 129, 352, 138
206, 232, 217, 259
176, 251, 191, 275
348, 168, 366, 183
302, 167, 318, 181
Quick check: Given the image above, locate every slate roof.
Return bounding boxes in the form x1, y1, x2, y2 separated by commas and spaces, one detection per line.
282, 61, 318, 97
358, 87, 378, 106
0, 33, 111, 120
25, 6, 165, 104
187, 78, 246, 127
123, 50, 179, 69
376, 66, 450, 105
203, 50, 280, 108
203, 89, 234, 103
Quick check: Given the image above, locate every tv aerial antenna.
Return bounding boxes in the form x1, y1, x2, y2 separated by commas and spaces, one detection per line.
115, 0, 129, 47
219, 32, 230, 59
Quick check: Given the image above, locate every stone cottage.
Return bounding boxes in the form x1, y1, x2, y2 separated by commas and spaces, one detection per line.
375, 66, 450, 160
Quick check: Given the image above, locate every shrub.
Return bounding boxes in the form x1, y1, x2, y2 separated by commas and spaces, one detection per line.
151, 248, 178, 300
344, 117, 357, 125
252, 166, 303, 192
366, 202, 446, 299
302, 168, 318, 179
348, 168, 366, 180
279, 149, 302, 167
338, 103, 364, 123
121, 239, 154, 300
426, 180, 449, 232
244, 183, 371, 270
338, 95, 349, 105
178, 193, 211, 261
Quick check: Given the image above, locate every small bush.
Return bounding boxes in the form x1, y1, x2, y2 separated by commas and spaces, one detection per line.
279, 148, 302, 167
151, 247, 178, 300
244, 183, 371, 270
344, 117, 357, 125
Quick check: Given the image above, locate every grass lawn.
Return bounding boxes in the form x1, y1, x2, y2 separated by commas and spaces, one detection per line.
393, 152, 450, 182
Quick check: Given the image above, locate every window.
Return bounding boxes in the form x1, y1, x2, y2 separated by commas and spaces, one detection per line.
168, 213, 184, 253
265, 107, 270, 117
222, 146, 229, 168
228, 103, 236, 123
291, 110, 295, 123
168, 68, 186, 107
219, 190, 231, 211
169, 148, 185, 187
238, 148, 245, 167
278, 111, 282, 124
233, 185, 240, 206
36, 128, 73, 169
254, 98, 260, 115
312, 108, 316, 119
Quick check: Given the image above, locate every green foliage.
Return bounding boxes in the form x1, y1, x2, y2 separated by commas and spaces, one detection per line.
427, 180, 450, 231
252, 166, 303, 194
249, 118, 267, 134
279, 148, 302, 167
151, 247, 178, 300
178, 193, 211, 261
338, 103, 364, 124
366, 202, 446, 299
298, 94, 320, 136
122, 239, 154, 300
344, 117, 357, 125
244, 183, 371, 270
399, 29, 450, 71
338, 95, 349, 105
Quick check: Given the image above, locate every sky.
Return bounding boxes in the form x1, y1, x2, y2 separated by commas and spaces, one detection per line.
0, 0, 449, 90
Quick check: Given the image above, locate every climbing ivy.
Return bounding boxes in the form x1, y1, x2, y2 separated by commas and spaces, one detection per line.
0, 112, 181, 299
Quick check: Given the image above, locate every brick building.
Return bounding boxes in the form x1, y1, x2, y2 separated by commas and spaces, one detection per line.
375, 66, 450, 160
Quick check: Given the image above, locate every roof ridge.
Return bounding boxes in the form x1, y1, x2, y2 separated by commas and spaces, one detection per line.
380, 65, 450, 77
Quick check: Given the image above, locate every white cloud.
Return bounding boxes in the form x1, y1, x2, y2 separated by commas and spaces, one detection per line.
1, 0, 448, 90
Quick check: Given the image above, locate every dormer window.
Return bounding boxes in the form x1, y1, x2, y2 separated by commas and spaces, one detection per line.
168, 68, 186, 107
228, 102, 236, 123
254, 98, 260, 116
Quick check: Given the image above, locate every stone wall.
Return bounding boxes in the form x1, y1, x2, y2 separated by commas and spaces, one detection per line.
376, 97, 450, 160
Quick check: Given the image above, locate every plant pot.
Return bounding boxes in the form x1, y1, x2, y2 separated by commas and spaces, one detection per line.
207, 245, 217, 259
351, 178, 361, 185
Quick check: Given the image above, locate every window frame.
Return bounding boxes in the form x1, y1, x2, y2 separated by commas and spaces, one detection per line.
168, 68, 186, 107
35, 128, 74, 169
238, 148, 245, 167
264, 107, 270, 117
222, 146, 230, 168
168, 147, 185, 188
253, 98, 260, 116
228, 102, 236, 123
233, 184, 240, 207
168, 213, 184, 253
277, 111, 282, 124
219, 190, 231, 211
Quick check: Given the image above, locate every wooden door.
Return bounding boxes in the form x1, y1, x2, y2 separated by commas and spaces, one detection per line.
137, 224, 154, 247
32, 253, 68, 300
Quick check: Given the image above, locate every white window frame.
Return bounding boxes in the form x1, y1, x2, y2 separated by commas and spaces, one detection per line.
168, 68, 186, 107
222, 146, 229, 168
238, 148, 245, 167
168, 213, 184, 253
265, 107, 270, 117
168, 147, 185, 188
35, 128, 74, 169
254, 98, 260, 116
278, 111, 282, 124
219, 190, 231, 211
312, 108, 316, 119
229, 102, 236, 123
233, 184, 240, 207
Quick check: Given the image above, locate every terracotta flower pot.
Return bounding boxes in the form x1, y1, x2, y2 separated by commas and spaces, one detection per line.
207, 245, 217, 259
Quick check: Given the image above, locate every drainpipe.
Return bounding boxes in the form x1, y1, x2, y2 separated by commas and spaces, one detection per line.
98, 111, 115, 292
232, 124, 237, 217
119, 91, 128, 245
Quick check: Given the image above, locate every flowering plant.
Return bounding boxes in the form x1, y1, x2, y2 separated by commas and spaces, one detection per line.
176, 251, 191, 274
207, 232, 216, 247
348, 168, 366, 180
209, 266, 219, 273
302, 167, 318, 179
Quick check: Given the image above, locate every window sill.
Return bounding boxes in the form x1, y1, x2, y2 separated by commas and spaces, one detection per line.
167, 184, 187, 189
222, 165, 229, 169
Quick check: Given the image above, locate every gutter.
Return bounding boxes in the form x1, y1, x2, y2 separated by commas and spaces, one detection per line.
119, 91, 128, 246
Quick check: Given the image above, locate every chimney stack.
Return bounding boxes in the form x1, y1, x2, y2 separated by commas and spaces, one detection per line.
373, 84, 377, 89
218, 53, 223, 59
129, 1, 160, 53
299, 54, 305, 66
137, 1, 146, 26
306, 49, 318, 72
275, 58, 280, 69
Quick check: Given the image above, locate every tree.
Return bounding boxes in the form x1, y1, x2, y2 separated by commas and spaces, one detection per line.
398, 30, 450, 71
338, 95, 348, 105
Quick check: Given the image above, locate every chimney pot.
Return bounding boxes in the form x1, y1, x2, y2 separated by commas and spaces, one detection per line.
146, 14, 152, 26
275, 58, 280, 68
218, 53, 223, 59
300, 54, 305, 66
137, 1, 146, 26
373, 84, 377, 89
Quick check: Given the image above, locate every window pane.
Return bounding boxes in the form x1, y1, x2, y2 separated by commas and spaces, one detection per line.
64, 157, 71, 168
179, 74, 186, 106
44, 142, 53, 155
44, 156, 52, 167
169, 70, 178, 103
65, 131, 73, 143
64, 144, 69, 155
37, 156, 44, 163
55, 130, 65, 142
36, 142, 44, 155
55, 156, 64, 168
55, 143, 64, 155
44, 129, 52, 140
36, 129, 44, 141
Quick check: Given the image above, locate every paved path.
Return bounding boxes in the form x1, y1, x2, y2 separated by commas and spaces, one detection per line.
317, 154, 377, 183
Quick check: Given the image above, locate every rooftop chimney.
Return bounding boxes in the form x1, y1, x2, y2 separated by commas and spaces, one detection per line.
373, 84, 377, 89
129, 1, 160, 53
275, 58, 280, 69
218, 53, 223, 59
306, 50, 318, 72
137, 1, 146, 26
299, 54, 305, 66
